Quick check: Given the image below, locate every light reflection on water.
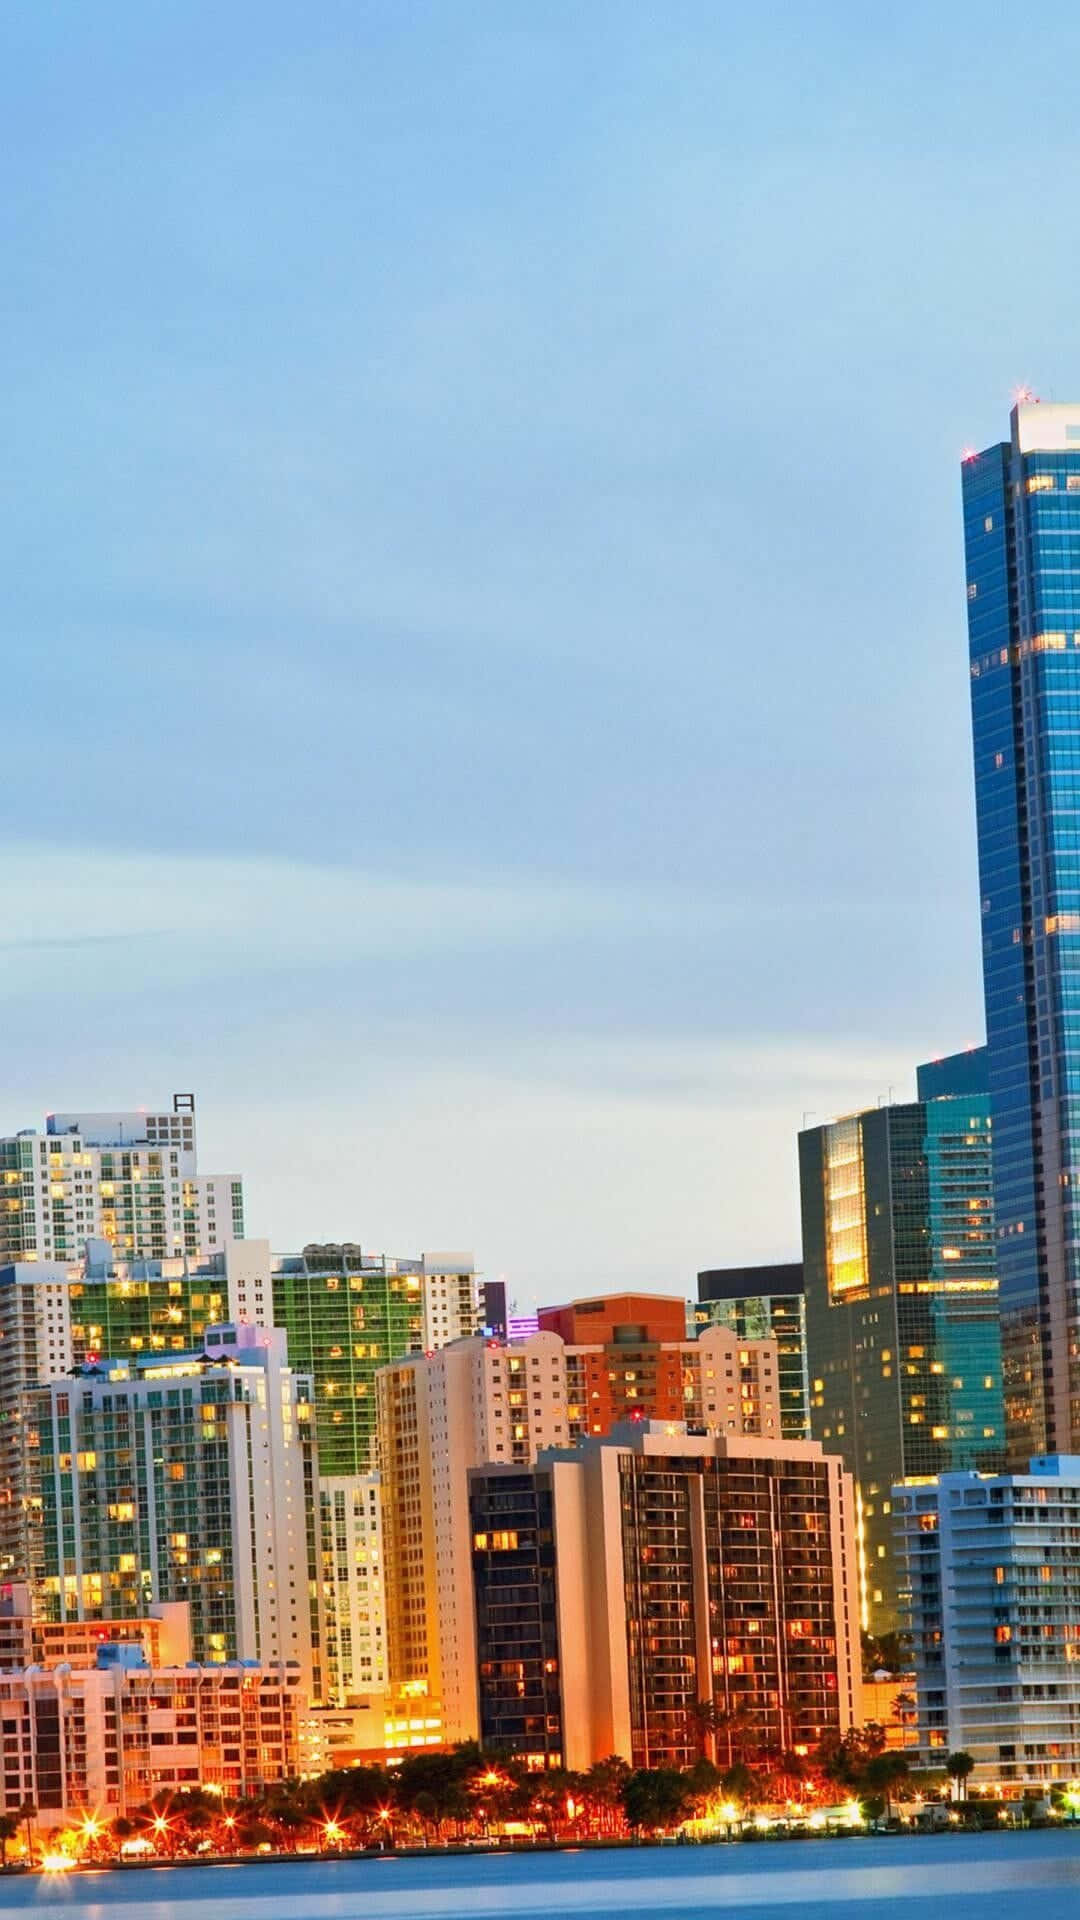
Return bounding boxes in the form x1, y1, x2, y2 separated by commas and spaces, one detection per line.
8, 1833, 1080, 1920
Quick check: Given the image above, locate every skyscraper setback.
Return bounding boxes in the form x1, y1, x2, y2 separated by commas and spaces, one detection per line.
964, 401, 1080, 1461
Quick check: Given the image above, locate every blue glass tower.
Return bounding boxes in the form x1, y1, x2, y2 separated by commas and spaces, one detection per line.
964, 400, 1080, 1463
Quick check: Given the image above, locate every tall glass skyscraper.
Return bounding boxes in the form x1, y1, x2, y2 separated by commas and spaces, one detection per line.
799, 1050, 1002, 1631
963, 401, 1080, 1462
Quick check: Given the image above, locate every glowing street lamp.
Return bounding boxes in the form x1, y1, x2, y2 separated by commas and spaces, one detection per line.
323, 1819, 344, 1848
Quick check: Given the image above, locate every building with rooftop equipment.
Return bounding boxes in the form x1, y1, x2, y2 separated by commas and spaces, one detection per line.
0, 1096, 242, 1266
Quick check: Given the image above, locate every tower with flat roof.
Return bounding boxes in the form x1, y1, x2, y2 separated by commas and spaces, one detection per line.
695, 1262, 809, 1440
799, 1049, 1002, 1631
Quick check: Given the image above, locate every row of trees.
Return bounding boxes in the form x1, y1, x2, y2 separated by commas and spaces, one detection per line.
25, 1727, 982, 1862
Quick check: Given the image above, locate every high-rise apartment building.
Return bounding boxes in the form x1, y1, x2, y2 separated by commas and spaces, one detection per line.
0, 1098, 243, 1266
963, 400, 1080, 1463
227, 1242, 489, 1476
377, 1320, 781, 1742
469, 1422, 860, 1772
895, 1454, 1080, 1789
0, 1245, 235, 1578
377, 1332, 571, 1742
799, 1049, 1003, 1630
536, 1291, 782, 1437
24, 1323, 322, 1696
218, 1241, 491, 1710
318, 1471, 387, 1704
695, 1263, 810, 1440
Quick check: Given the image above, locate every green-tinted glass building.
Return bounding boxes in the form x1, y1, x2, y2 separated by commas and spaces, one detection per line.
694, 1263, 809, 1440
798, 1048, 1004, 1633
267, 1249, 426, 1475
68, 1251, 229, 1367
24, 1325, 321, 1691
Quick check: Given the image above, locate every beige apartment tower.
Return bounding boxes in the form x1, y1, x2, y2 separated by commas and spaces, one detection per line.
469, 1422, 861, 1772
376, 1324, 783, 1742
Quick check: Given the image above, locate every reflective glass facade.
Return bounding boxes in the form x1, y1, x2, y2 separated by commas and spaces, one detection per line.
964, 405, 1080, 1461
799, 1052, 1003, 1630
270, 1253, 424, 1475
694, 1263, 809, 1440
470, 1469, 563, 1764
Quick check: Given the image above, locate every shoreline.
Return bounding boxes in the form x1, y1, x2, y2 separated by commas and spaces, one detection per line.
17, 1823, 1079, 1876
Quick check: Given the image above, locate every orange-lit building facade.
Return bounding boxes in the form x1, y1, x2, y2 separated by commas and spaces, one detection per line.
539, 1291, 767, 1437
378, 1308, 782, 1741
469, 1422, 861, 1772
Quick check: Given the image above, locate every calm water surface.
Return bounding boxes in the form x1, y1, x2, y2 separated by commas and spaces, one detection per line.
3, 1833, 1080, 1920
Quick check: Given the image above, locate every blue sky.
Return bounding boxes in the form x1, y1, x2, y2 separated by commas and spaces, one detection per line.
7, 2, 1080, 1306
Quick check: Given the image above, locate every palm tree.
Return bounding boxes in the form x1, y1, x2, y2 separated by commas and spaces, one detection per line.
714, 1702, 756, 1768
946, 1751, 975, 1802
684, 1698, 722, 1763
584, 1757, 630, 1836
892, 1691, 918, 1749
0, 1813, 20, 1866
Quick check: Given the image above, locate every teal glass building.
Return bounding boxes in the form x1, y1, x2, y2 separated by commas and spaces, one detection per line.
798, 1049, 1003, 1631
963, 401, 1080, 1463
694, 1263, 810, 1440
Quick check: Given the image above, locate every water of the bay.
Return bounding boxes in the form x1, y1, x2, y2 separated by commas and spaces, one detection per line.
3, 1831, 1080, 1920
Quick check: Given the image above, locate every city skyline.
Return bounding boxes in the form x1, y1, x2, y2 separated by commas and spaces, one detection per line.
13, 6, 1080, 1308
17, 2, 1080, 1868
